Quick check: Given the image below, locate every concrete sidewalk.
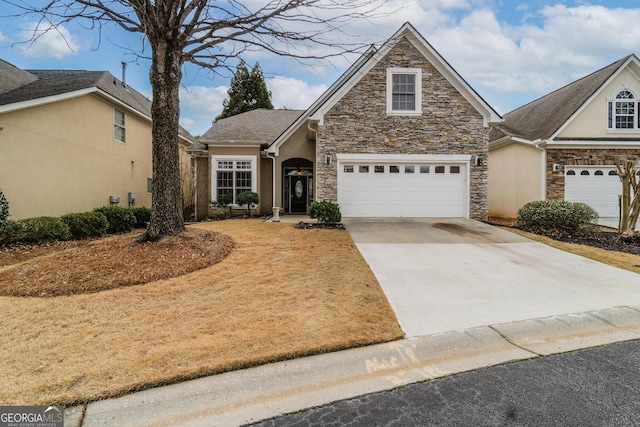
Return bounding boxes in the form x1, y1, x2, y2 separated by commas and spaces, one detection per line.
66, 307, 640, 427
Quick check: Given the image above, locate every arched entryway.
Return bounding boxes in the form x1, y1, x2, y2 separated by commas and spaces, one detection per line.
283, 158, 313, 213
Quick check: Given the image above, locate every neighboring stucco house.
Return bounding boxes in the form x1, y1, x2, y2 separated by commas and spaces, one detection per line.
0, 59, 194, 220
489, 55, 640, 220
192, 23, 500, 220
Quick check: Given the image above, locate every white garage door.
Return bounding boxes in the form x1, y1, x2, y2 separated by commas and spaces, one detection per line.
565, 166, 621, 218
337, 155, 469, 217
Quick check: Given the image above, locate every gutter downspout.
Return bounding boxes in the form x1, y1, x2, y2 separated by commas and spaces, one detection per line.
193, 155, 198, 221
533, 139, 546, 200
307, 119, 319, 203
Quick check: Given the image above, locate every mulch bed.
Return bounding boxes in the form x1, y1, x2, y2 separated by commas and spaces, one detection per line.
297, 221, 345, 230
0, 228, 234, 297
555, 232, 640, 256
487, 217, 640, 256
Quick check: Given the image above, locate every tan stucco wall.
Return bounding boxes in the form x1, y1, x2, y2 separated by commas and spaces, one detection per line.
0, 94, 154, 220
560, 68, 640, 138
273, 125, 315, 209
194, 155, 210, 220
488, 143, 543, 218
206, 145, 267, 214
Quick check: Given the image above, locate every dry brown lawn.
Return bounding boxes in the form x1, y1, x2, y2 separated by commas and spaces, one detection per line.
0, 220, 403, 406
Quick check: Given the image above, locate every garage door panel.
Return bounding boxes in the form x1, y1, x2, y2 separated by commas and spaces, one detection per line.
565, 167, 620, 218
338, 159, 467, 218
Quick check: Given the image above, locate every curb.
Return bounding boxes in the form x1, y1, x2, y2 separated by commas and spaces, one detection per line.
66, 306, 640, 427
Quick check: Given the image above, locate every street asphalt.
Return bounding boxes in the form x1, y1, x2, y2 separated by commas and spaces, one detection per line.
250, 338, 640, 427
64, 218, 640, 427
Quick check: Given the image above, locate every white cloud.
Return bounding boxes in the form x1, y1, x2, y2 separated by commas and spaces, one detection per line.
20, 23, 79, 59
177, 77, 328, 135
267, 76, 328, 110
421, 4, 640, 108
179, 85, 229, 136
169, 2, 640, 125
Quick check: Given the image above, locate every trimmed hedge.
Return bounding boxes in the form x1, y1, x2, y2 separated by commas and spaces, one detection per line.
94, 206, 136, 233
308, 200, 342, 225
131, 207, 151, 228
61, 211, 109, 238
0, 220, 27, 244
4, 216, 72, 243
516, 200, 599, 238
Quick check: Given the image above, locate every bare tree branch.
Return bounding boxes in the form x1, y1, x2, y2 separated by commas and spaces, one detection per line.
2, 0, 391, 240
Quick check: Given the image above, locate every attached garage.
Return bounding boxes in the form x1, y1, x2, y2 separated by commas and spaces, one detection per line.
564, 166, 622, 218
337, 154, 470, 218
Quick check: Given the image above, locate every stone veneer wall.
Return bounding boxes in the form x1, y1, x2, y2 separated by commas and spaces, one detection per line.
315, 37, 489, 219
546, 148, 640, 199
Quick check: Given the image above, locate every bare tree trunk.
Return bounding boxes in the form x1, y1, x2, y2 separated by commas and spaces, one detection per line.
616, 160, 637, 237
143, 39, 186, 241
629, 170, 640, 232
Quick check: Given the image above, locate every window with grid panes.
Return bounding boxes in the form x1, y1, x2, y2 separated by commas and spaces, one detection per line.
214, 159, 254, 203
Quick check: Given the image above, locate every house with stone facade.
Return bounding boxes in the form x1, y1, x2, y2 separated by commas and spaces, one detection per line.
192, 22, 500, 220
489, 55, 640, 221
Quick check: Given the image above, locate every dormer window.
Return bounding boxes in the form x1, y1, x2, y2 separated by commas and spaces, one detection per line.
608, 90, 638, 130
386, 68, 422, 116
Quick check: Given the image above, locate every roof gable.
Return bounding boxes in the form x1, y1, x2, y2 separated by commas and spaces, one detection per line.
267, 22, 500, 154
491, 55, 636, 143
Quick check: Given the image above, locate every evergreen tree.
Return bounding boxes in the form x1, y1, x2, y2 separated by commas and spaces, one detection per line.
217, 62, 273, 120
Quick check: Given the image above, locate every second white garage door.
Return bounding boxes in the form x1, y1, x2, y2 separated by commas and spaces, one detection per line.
565, 166, 621, 218
337, 154, 469, 217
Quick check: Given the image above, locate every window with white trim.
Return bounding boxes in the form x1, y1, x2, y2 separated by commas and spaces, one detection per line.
114, 108, 126, 142
212, 156, 256, 204
608, 90, 639, 130
387, 68, 422, 115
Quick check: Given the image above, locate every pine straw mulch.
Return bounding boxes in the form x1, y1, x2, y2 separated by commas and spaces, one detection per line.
0, 229, 234, 297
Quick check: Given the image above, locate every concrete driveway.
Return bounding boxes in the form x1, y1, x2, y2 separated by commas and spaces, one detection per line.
344, 218, 640, 338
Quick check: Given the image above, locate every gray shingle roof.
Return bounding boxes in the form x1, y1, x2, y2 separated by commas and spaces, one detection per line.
0, 59, 38, 94
0, 59, 195, 143
199, 108, 304, 145
490, 55, 633, 142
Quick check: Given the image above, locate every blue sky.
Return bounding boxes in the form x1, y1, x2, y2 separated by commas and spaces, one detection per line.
1, 1, 640, 136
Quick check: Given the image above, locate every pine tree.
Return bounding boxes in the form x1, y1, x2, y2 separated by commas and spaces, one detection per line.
216, 62, 273, 120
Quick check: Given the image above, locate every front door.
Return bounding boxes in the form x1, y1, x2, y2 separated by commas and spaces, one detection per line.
289, 176, 308, 213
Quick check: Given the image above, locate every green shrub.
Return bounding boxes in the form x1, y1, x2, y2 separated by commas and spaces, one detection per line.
0, 219, 26, 244
0, 190, 8, 229
94, 206, 136, 233
17, 216, 71, 243
236, 191, 260, 216
308, 200, 342, 225
212, 194, 233, 208
516, 200, 599, 238
61, 211, 109, 238
209, 206, 231, 221
131, 207, 152, 228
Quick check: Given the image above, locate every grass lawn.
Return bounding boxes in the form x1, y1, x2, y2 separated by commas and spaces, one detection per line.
0, 219, 403, 406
